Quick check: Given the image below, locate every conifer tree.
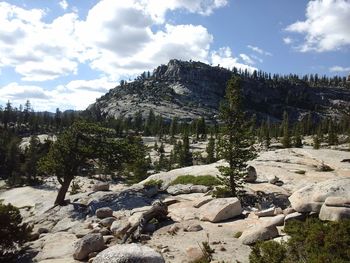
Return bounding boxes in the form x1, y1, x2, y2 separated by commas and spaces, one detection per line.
206, 134, 216, 164
327, 119, 338, 145
282, 111, 291, 148
217, 76, 257, 197
179, 131, 192, 167
293, 123, 303, 148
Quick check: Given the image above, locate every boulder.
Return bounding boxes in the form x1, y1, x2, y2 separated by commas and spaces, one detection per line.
289, 177, 350, 213
319, 197, 350, 221
96, 207, 113, 219
73, 233, 105, 260
199, 197, 242, 223
240, 225, 279, 245
186, 247, 205, 262
260, 214, 285, 227
254, 207, 275, 217
92, 244, 164, 263
92, 183, 110, 192
245, 166, 257, 183
100, 217, 115, 228
167, 184, 192, 195
110, 220, 131, 237
269, 176, 279, 185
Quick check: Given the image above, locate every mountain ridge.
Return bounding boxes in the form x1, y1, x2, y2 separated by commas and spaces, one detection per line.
87, 59, 350, 122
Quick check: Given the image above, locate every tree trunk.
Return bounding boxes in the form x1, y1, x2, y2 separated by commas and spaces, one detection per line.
54, 176, 73, 206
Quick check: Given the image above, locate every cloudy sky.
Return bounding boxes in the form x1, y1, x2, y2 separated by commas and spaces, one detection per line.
0, 0, 349, 111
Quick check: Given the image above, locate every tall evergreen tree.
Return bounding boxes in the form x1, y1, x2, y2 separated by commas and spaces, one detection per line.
206, 135, 216, 164
282, 111, 291, 148
217, 76, 257, 197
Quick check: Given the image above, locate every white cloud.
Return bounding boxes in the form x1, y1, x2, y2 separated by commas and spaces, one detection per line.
247, 45, 272, 56
59, 0, 68, 10
0, 78, 116, 111
0, 3, 82, 81
329, 66, 350, 73
211, 47, 257, 72
285, 0, 350, 52
283, 37, 293, 44
239, 54, 255, 65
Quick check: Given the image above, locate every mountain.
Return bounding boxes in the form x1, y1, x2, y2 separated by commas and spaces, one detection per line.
87, 59, 350, 122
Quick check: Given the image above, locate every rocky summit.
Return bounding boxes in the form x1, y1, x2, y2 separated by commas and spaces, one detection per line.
87, 59, 350, 122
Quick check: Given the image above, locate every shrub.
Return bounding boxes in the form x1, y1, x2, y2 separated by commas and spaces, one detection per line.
234, 231, 243, 238
249, 218, 350, 263
144, 179, 163, 188
212, 186, 232, 198
249, 241, 287, 263
171, 175, 220, 187
0, 201, 32, 258
70, 179, 82, 195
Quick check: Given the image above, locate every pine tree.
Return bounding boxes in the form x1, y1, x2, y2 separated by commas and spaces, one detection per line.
217, 76, 257, 197
206, 135, 216, 164
293, 123, 303, 148
179, 132, 192, 167
327, 119, 338, 145
282, 111, 291, 148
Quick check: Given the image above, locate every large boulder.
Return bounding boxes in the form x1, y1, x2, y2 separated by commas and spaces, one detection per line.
199, 197, 242, 223
289, 177, 350, 213
92, 244, 164, 263
319, 197, 350, 221
240, 225, 279, 245
167, 184, 191, 195
96, 207, 113, 219
73, 233, 105, 260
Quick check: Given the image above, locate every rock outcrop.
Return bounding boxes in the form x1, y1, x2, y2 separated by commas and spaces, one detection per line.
92, 244, 165, 263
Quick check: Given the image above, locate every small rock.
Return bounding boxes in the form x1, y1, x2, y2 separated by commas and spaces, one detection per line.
161, 247, 169, 253
269, 176, 279, 184
73, 233, 105, 260
110, 220, 131, 237
261, 214, 285, 227
184, 223, 203, 232
92, 182, 110, 192
99, 228, 110, 236
283, 207, 296, 215
96, 207, 113, 219
167, 224, 180, 235
100, 217, 115, 228
186, 247, 205, 262
254, 207, 275, 217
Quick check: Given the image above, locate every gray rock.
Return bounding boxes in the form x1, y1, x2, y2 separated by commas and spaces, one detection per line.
319, 197, 350, 221
254, 207, 275, 217
184, 223, 203, 232
96, 207, 113, 219
186, 247, 205, 262
261, 214, 285, 227
240, 225, 279, 245
289, 177, 350, 213
199, 197, 242, 223
190, 185, 209, 193
245, 166, 257, 183
269, 176, 279, 184
92, 183, 110, 192
167, 184, 192, 195
110, 220, 131, 237
100, 217, 115, 228
73, 233, 105, 260
92, 243, 164, 263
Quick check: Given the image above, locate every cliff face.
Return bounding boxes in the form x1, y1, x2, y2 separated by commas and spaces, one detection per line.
87, 59, 350, 122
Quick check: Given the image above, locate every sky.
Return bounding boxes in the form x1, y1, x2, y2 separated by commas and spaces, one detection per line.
0, 0, 349, 111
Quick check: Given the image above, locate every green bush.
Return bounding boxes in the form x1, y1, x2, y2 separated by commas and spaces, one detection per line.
0, 201, 32, 258
249, 218, 350, 263
144, 179, 163, 188
170, 175, 220, 186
